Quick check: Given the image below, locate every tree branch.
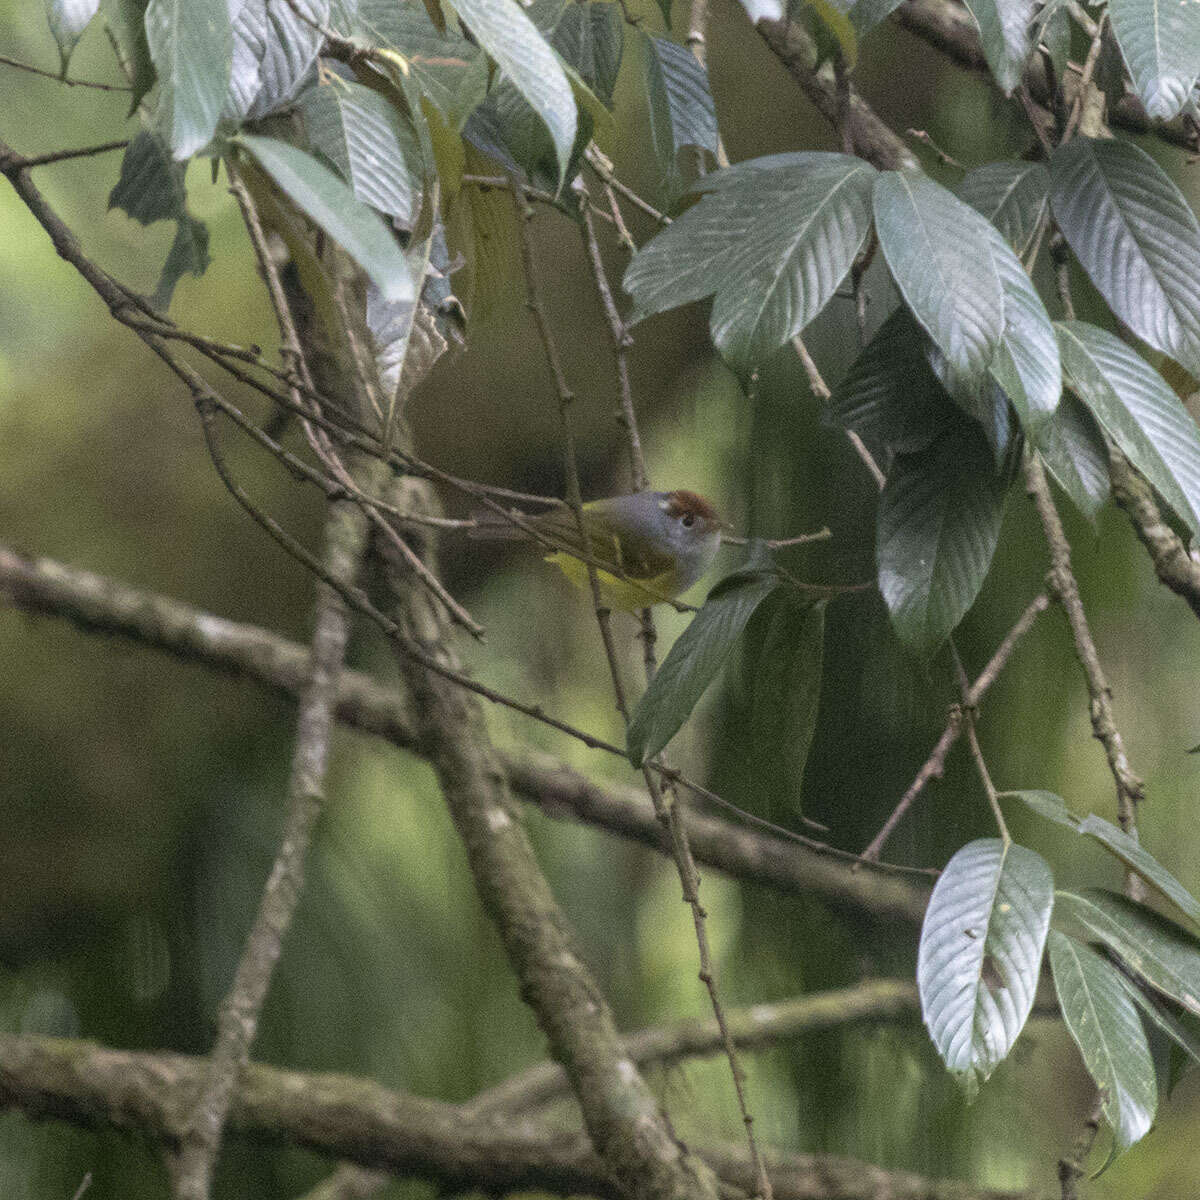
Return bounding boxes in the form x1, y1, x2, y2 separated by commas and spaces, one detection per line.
0, 1033, 1042, 1200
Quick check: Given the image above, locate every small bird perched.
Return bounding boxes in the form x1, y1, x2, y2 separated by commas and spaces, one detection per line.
471, 489, 726, 610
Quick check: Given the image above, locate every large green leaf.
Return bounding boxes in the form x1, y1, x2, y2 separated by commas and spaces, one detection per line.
987, 233, 1060, 432
828, 307, 957, 459
1004, 790, 1200, 926
918, 839, 1054, 1098
107, 131, 210, 309
1117, 973, 1200, 1076
960, 0, 1035, 93
45, 0, 100, 73
448, 0, 577, 185
1056, 320, 1200, 537
876, 418, 1010, 655
873, 170, 1005, 401
643, 33, 719, 196
1050, 138, 1200, 379
235, 134, 415, 303
729, 592, 825, 817
1056, 889, 1200, 1015
553, 2, 623, 106
958, 160, 1049, 258
627, 570, 782, 766
100, 0, 155, 111
1033, 391, 1111, 524
225, 0, 325, 122
624, 153, 876, 377
1048, 931, 1158, 1152
145, 0, 234, 159
302, 81, 423, 225
1109, 0, 1200, 119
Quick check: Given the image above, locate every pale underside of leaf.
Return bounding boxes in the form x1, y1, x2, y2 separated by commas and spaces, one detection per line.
1109, 0, 1200, 119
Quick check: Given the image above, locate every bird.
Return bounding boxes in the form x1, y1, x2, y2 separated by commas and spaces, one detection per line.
470, 489, 726, 610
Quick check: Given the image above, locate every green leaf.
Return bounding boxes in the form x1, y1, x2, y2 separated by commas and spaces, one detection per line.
1031, 0, 1071, 79
1076, 814, 1200, 926
1034, 391, 1111, 524
986, 231, 1060, 433
302, 81, 424, 225
960, 0, 1035, 93
1117, 973, 1200, 1075
448, 0, 577, 185
1050, 138, 1200, 379
627, 571, 781, 766
552, 2, 623, 106
100, 0, 155, 111
1056, 320, 1200, 537
225, 0, 326, 122
1048, 931, 1158, 1151
730, 593, 826, 817
145, 0, 234, 159
46, 0, 100, 73
805, 0, 858, 67
876, 418, 1010, 655
958, 160, 1049, 258
1056, 888, 1200, 1015
154, 214, 211, 309
1006, 790, 1200, 926
1109, 0, 1200, 119
643, 33, 719, 196
354, 0, 490, 129
828, 307, 957, 459
624, 153, 876, 377
918, 839, 1054, 1098
108, 131, 210, 310
235, 134, 415, 303
873, 170, 1005, 400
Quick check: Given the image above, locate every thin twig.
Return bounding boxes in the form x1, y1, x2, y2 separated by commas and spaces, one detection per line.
963, 712, 1011, 845
1062, 14, 1107, 142
859, 592, 1051, 862
17, 138, 129, 167
0, 52, 132, 90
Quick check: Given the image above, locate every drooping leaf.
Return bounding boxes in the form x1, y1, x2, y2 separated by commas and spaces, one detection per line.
1077, 814, 1200, 926
1117, 973, 1200, 1077
643, 32, 719, 196
552, 2, 623, 106
235, 134, 415, 303
1056, 888, 1200, 1015
1050, 138, 1200, 379
876, 417, 1010, 655
46, 0, 100, 73
1108, 0, 1200, 119
729, 592, 826, 817
827, 307, 957, 460
1057, 320, 1200, 537
302, 81, 424, 225
805, 0, 858, 68
1031, 0, 1071, 80
918, 838, 1054, 1099
958, 160, 1049, 258
1033, 391, 1112, 524
873, 170, 1005, 401
1005, 791, 1200, 926
627, 570, 782, 766
448, 0, 577, 185
624, 153, 876, 377
959, 0, 1035, 93
108, 131, 210, 309
145, 0, 234, 159
100, 0, 155, 110
987, 230, 1060, 433
225, 0, 326, 122
1048, 931, 1158, 1152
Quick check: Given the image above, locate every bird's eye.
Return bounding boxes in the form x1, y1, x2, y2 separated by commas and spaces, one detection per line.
681, 513, 696, 528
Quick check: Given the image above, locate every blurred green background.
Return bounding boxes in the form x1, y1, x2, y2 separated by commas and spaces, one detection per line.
3, 1, 1200, 1196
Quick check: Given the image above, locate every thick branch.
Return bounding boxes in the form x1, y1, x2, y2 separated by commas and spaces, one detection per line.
0, 1033, 1040, 1200
1107, 446, 1200, 621
751, 16, 918, 170
0, 543, 928, 924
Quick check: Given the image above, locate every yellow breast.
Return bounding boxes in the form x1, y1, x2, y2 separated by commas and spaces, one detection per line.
545, 552, 680, 610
